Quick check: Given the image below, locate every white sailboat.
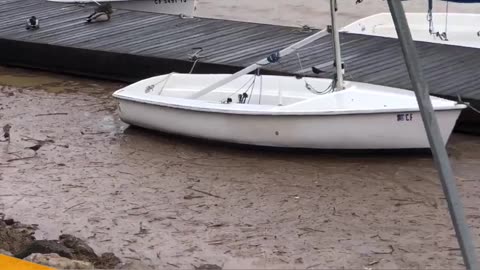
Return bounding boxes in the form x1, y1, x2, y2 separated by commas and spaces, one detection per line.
341, 12, 480, 48
47, 0, 197, 17
112, 0, 466, 149
342, 0, 480, 48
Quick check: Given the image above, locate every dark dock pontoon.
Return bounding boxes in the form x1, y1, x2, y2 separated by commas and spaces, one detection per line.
1, 0, 479, 132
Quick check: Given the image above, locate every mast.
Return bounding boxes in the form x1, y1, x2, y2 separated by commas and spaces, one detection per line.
330, 0, 344, 89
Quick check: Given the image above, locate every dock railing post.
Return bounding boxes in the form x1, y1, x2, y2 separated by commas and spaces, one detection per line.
386, 1, 478, 269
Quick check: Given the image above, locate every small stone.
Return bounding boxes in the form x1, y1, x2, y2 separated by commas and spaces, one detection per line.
0, 222, 35, 255
195, 264, 222, 270
0, 249, 13, 256
4, 219, 14, 226
294, 257, 304, 264
95, 252, 122, 269
16, 240, 73, 259
24, 253, 94, 269
59, 234, 97, 262
115, 261, 154, 270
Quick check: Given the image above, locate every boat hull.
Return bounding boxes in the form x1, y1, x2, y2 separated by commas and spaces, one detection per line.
117, 99, 462, 149
341, 13, 480, 49
48, 0, 197, 17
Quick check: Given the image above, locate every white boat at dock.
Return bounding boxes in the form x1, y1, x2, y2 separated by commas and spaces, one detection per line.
47, 0, 197, 17
112, 0, 466, 150
341, 12, 480, 49
113, 73, 464, 149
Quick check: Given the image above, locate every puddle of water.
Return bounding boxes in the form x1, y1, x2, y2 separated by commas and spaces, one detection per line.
0, 66, 125, 95
0, 74, 63, 89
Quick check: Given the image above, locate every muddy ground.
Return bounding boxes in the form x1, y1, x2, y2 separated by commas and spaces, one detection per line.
0, 65, 479, 269
197, 0, 480, 28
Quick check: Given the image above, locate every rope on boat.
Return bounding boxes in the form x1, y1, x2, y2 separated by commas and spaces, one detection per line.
467, 103, 480, 115
145, 73, 172, 95
220, 72, 262, 104
189, 59, 200, 74
304, 74, 336, 95
294, 50, 337, 95
220, 50, 340, 105
427, 0, 450, 41
188, 48, 204, 74
221, 75, 256, 104
457, 95, 480, 115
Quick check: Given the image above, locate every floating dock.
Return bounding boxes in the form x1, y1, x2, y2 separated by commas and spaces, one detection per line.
1, 0, 479, 132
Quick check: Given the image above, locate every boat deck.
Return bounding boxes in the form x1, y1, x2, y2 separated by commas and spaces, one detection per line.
1, 0, 479, 131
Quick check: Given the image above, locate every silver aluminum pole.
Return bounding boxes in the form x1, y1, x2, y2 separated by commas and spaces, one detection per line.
330, 0, 344, 89
387, 1, 478, 269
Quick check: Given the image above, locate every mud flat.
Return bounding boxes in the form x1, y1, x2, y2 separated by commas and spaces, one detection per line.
196, 0, 480, 28
1, 66, 480, 269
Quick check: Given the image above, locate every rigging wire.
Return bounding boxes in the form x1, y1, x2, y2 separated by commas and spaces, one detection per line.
246, 75, 256, 104
428, 0, 450, 41
145, 74, 172, 95
296, 52, 304, 71
445, 0, 449, 40
221, 75, 255, 103
257, 69, 263, 105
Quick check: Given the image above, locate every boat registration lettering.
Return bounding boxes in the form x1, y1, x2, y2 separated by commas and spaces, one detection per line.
397, 113, 413, 122
154, 0, 188, 3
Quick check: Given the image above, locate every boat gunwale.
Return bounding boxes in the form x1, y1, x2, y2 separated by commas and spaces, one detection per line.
112, 92, 466, 116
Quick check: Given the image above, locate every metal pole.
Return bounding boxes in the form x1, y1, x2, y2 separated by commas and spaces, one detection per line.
386, 1, 478, 269
329, 0, 344, 89
427, 0, 434, 34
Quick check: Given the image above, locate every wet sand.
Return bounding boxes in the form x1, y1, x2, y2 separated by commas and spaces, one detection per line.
1, 66, 480, 269
197, 0, 480, 28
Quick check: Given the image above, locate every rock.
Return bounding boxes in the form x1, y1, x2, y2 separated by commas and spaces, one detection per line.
0, 249, 13, 256
16, 240, 73, 259
95, 252, 122, 269
115, 261, 154, 270
4, 219, 14, 226
24, 253, 94, 269
0, 220, 35, 255
59, 234, 98, 262
194, 264, 222, 270
2, 123, 11, 140
294, 257, 304, 264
